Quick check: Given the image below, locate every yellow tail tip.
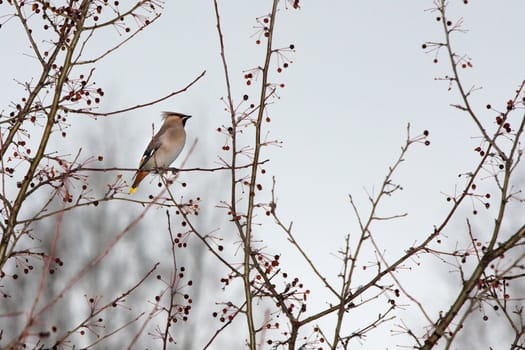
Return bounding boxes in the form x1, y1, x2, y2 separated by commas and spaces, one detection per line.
129, 187, 137, 194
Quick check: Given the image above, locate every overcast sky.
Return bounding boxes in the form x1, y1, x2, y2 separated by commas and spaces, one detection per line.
1, 1, 524, 348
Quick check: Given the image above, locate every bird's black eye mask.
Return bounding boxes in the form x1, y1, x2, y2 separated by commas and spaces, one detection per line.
182, 115, 192, 127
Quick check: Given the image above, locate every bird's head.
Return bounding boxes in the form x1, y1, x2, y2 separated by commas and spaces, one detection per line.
162, 111, 192, 127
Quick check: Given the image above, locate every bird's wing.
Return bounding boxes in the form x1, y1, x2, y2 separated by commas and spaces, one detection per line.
138, 136, 162, 169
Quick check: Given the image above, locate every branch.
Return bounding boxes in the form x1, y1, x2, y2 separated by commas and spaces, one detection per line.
60, 70, 206, 117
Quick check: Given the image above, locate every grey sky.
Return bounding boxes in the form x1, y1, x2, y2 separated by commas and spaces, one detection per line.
1, 1, 524, 348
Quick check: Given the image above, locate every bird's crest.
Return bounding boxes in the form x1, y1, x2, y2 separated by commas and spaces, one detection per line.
161, 111, 187, 120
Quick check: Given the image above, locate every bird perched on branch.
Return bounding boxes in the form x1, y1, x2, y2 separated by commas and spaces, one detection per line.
129, 112, 192, 194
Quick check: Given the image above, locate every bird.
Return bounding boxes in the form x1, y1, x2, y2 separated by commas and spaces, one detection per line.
129, 112, 192, 194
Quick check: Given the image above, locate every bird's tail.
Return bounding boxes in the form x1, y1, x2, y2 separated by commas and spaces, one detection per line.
129, 170, 148, 194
